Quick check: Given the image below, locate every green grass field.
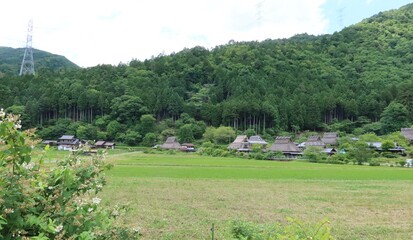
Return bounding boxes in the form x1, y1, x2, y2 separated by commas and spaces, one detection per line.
43, 149, 413, 239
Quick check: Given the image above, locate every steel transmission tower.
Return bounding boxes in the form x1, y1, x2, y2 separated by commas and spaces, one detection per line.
19, 19, 35, 76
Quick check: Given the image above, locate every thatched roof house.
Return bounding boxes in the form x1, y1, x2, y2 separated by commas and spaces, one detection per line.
305, 136, 326, 148
248, 135, 268, 147
269, 136, 302, 157
228, 135, 250, 151
401, 128, 413, 144
322, 132, 338, 146
161, 137, 181, 150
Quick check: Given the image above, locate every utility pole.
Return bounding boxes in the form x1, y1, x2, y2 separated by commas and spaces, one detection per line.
19, 19, 35, 76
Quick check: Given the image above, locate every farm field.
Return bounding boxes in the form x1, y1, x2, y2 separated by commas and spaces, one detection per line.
87, 151, 413, 239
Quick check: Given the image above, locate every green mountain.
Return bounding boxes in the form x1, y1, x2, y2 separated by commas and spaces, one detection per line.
1, 4, 413, 138
0, 47, 79, 75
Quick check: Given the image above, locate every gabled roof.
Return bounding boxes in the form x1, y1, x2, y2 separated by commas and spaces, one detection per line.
95, 141, 106, 146
42, 140, 58, 146
228, 135, 249, 150
161, 136, 181, 150
274, 136, 292, 144
401, 128, 413, 140
307, 136, 322, 142
305, 135, 326, 148
59, 135, 75, 140
269, 136, 301, 153
248, 135, 267, 145
165, 137, 178, 143
321, 148, 337, 154
323, 132, 338, 138
322, 132, 338, 145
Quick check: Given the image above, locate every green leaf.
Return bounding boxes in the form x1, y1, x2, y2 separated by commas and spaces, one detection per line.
0, 216, 7, 231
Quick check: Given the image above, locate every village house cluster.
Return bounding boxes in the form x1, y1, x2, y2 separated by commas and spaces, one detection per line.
42, 135, 116, 151
227, 133, 338, 158
159, 127, 413, 159
42, 128, 413, 157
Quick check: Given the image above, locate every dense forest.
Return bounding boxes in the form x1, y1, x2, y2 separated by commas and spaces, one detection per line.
1, 4, 413, 144
0, 47, 78, 75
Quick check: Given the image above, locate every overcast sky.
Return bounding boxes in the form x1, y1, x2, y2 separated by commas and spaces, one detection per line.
1, 0, 411, 67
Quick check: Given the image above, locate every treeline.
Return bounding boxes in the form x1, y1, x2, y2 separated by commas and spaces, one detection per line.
1, 4, 413, 142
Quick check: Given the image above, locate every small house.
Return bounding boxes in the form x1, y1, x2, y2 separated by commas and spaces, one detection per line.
93, 141, 116, 149
161, 137, 181, 150
180, 143, 195, 152
228, 135, 250, 152
322, 132, 338, 146
389, 146, 405, 154
269, 136, 302, 158
57, 135, 79, 151
94, 141, 106, 148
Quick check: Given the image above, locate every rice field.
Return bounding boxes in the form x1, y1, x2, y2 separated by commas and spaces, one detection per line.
91, 151, 413, 239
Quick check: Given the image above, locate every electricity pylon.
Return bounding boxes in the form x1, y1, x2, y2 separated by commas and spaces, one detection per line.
19, 19, 35, 76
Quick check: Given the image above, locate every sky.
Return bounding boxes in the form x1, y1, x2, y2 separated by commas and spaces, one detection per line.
1, 0, 412, 67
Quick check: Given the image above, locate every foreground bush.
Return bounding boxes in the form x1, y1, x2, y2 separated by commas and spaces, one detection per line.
0, 110, 139, 239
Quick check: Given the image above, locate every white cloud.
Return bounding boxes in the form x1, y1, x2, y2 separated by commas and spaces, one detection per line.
0, 0, 328, 67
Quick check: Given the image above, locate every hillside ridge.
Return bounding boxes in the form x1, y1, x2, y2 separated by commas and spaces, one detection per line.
0, 46, 79, 75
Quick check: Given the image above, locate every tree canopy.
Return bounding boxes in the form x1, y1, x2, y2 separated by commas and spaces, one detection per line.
1, 4, 413, 140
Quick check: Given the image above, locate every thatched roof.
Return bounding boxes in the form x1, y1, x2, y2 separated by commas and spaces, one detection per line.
401, 128, 413, 141
269, 136, 301, 153
305, 135, 326, 148
307, 136, 321, 142
248, 135, 268, 145
322, 132, 338, 145
161, 136, 181, 150
228, 135, 250, 151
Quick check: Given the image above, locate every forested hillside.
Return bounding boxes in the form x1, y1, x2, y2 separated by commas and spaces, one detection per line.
0, 47, 78, 75
1, 4, 413, 143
